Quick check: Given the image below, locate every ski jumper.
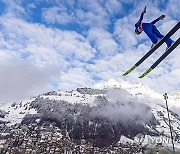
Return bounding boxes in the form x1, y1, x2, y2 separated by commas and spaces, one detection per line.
135, 12, 173, 46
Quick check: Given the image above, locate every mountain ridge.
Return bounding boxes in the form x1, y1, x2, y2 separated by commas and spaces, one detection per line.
0, 79, 180, 151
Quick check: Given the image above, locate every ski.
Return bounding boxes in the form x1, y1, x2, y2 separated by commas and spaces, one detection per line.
123, 22, 180, 76
139, 37, 180, 78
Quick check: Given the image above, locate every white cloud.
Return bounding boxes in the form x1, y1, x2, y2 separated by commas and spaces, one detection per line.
59, 68, 95, 91
88, 28, 118, 57
114, 16, 138, 48
41, 0, 111, 28
27, 3, 36, 9
0, 14, 96, 102
0, 15, 95, 62
0, 59, 59, 102
1, 0, 27, 18
0, 0, 180, 102
75, 9, 109, 28
165, 0, 180, 19
105, 0, 122, 15
93, 88, 153, 123
42, 7, 74, 25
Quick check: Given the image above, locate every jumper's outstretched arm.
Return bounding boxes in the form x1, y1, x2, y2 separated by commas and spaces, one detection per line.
151, 14, 165, 24
135, 6, 146, 28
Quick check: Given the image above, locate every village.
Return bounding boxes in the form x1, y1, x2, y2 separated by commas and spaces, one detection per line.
0, 121, 145, 154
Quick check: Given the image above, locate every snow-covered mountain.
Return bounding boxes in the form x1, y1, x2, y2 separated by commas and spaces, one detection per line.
1, 79, 180, 151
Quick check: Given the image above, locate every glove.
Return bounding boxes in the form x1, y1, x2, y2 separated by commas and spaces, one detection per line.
143, 6, 146, 14
159, 14, 165, 20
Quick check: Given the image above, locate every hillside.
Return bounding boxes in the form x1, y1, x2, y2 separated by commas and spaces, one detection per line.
0, 79, 180, 153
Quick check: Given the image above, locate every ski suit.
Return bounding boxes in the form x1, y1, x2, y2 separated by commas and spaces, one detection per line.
135, 12, 173, 46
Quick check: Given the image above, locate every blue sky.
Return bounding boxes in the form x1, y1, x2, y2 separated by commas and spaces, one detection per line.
0, 0, 179, 102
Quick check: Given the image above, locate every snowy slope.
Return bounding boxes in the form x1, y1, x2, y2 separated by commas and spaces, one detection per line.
0, 98, 37, 125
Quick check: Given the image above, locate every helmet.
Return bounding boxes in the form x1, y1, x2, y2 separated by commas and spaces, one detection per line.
135, 28, 142, 35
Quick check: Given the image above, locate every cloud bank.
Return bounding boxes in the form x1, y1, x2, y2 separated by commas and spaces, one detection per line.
0, 0, 180, 102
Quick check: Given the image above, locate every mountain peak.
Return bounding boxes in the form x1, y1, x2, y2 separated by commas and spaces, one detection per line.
94, 79, 121, 89
94, 79, 159, 97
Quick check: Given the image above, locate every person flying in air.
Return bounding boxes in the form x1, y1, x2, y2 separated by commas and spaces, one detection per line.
135, 6, 173, 50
